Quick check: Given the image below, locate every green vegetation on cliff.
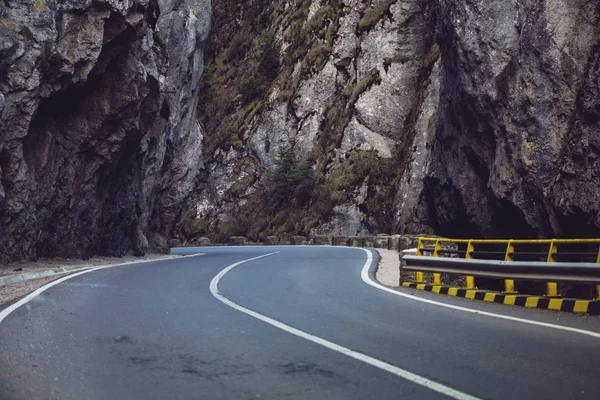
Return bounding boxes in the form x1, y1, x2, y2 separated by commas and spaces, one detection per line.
189, 0, 409, 243
198, 2, 280, 154
199, 0, 345, 161
358, 0, 398, 33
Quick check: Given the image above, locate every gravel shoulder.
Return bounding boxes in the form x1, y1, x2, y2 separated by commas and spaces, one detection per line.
374, 248, 400, 287
1, 255, 171, 277
0, 254, 173, 305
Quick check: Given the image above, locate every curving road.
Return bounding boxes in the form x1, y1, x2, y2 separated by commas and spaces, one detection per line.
1, 246, 599, 399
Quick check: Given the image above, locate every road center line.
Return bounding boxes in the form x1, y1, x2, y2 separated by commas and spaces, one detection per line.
209, 251, 481, 400
359, 248, 600, 339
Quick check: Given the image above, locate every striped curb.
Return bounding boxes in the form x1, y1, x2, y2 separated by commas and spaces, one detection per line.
402, 282, 600, 314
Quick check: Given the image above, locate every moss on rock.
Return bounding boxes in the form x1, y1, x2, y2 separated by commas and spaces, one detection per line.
358, 0, 397, 33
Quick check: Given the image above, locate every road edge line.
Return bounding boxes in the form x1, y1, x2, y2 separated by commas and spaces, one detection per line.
360, 248, 600, 339
0, 254, 204, 324
209, 250, 482, 400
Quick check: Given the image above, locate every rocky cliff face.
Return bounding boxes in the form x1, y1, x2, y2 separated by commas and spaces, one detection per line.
0, 0, 210, 261
180, 0, 599, 243
427, 0, 600, 239
184, 0, 440, 242
2, 0, 598, 260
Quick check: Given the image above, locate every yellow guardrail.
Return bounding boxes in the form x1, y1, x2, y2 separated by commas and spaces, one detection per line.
415, 238, 600, 299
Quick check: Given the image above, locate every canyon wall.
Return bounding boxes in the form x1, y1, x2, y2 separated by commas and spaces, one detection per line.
1, 0, 598, 260
0, 0, 210, 261
182, 0, 599, 243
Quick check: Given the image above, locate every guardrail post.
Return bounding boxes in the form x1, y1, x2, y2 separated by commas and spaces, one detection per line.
465, 276, 476, 289
545, 282, 559, 297
433, 240, 441, 257
415, 271, 425, 283
431, 240, 442, 285
414, 238, 425, 283
545, 240, 560, 297
597, 245, 600, 300
503, 240, 517, 294
416, 238, 424, 256
464, 240, 476, 289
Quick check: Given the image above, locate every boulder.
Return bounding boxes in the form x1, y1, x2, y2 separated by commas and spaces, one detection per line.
229, 236, 247, 246
311, 236, 330, 245
291, 236, 307, 245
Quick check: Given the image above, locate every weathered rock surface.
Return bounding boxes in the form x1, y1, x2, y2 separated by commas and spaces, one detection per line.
0, 0, 211, 262
186, 0, 440, 241
425, 0, 600, 238
187, 0, 600, 243
2, 0, 599, 261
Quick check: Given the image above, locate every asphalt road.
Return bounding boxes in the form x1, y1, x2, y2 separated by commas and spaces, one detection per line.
1, 246, 599, 400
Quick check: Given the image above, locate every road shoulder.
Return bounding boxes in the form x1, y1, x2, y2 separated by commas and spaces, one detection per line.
374, 248, 400, 287
0, 254, 176, 305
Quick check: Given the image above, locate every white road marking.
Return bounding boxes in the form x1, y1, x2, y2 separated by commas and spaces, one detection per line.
61, 282, 111, 288
209, 252, 482, 400
0, 255, 204, 324
360, 248, 600, 339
